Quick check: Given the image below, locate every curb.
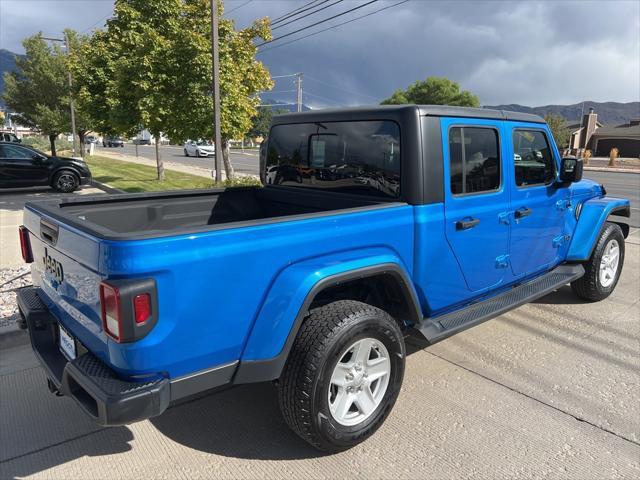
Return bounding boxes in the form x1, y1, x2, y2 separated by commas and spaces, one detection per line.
584, 166, 640, 174
0, 324, 29, 350
89, 179, 126, 194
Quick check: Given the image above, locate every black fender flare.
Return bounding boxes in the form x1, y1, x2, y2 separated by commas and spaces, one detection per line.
233, 263, 422, 384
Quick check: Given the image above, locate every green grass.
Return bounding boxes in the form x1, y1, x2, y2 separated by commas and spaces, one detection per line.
86, 155, 260, 193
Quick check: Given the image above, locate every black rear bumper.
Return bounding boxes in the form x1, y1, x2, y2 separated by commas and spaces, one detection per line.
18, 286, 170, 426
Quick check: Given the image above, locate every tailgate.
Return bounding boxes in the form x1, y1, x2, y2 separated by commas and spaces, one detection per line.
23, 204, 107, 355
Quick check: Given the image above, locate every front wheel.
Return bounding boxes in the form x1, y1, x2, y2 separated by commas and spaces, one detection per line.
184, 149, 189, 157
278, 300, 405, 452
52, 170, 79, 193
571, 222, 625, 301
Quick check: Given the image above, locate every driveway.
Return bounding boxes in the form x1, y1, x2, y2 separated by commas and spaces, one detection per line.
0, 185, 109, 268
1, 231, 638, 479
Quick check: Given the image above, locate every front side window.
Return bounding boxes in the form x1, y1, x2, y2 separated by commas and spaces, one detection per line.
449, 127, 500, 195
0, 145, 33, 159
266, 120, 400, 198
513, 130, 555, 187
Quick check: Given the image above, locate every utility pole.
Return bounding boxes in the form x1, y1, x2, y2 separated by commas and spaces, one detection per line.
210, 0, 223, 182
296, 72, 303, 113
43, 35, 78, 157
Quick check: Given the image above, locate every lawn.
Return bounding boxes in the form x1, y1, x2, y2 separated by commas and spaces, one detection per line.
86, 156, 259, 193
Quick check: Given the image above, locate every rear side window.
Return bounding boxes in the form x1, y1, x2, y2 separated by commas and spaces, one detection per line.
449, 127, 500, 195
266, 120, 400, 199
513, 130, 556, 187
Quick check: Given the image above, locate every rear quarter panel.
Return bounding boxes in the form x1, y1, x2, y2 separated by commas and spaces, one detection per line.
99, 204, 415, 378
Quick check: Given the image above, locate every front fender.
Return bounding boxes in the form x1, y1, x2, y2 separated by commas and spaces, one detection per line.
566, 196, 630, 261
234, 247, 418, 383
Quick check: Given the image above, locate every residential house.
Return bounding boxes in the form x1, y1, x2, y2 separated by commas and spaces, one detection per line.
568, 107, 640, 157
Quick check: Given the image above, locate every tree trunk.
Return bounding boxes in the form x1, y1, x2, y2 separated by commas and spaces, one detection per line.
154, 135, 165, 181
222, 139, 234, 180
78, 131, 86, 158
49, 134, 57, 157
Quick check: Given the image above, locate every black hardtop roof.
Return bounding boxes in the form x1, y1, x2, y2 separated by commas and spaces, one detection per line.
272, 105, 545, 125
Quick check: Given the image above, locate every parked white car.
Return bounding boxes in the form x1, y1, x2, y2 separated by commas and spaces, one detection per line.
184, 140, 215, 157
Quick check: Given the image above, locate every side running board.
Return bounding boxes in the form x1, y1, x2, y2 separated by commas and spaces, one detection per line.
417, 264, 584, 344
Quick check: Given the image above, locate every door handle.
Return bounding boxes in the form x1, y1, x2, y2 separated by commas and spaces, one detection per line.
456, 218, 480, 230
515, 207, 532, 219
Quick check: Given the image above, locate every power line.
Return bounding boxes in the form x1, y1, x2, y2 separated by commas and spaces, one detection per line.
259, 0, 409, 53
79, 12, 112, 34
305, 75, 378, 101
257, 0, 380, 47
270, 73, 301, 79
270, 0, 328, 25
224, 0, 254, 16
272, 0, 345, 31
304, 91, 343, 105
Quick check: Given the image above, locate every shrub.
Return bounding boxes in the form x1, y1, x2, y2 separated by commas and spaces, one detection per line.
609, 147, 619, 167
222, 176, 262, 188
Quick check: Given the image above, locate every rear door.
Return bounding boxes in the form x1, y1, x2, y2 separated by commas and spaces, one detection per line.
441, 118, 511, 293
507, 124, 568, 276
0, 144, 50, 186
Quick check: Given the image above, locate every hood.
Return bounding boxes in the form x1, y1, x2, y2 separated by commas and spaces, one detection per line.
570, 178, 603, 198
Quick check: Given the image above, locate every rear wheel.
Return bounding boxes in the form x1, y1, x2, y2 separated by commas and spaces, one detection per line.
52, 170, 79, 193
278, 300, 405, 452
571, 222, 625, 301
184, 149, 189, 157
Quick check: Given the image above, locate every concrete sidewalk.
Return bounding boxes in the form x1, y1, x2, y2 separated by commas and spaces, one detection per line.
1, 232, 638, 479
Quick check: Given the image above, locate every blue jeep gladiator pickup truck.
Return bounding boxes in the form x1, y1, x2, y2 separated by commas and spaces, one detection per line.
18, 106, 630, 452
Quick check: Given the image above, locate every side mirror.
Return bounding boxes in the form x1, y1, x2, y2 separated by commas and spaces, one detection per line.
559, 157, 583, 183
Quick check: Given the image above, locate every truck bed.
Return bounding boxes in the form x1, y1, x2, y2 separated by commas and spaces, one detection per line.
31, 186, 391, 239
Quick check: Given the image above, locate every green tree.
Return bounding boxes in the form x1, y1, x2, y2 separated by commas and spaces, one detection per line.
382, 76, 480, 107
73, 0, 272, 180
248, 107, 288, 139
2, 34, 72, 156
544, 113, 570, 149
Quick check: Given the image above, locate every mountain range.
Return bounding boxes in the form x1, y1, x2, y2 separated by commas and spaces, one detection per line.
0, 49, 20, 107
484, 101, 640, 125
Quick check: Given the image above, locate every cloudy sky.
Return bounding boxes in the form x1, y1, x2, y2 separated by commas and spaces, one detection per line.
1, 0, 638, 108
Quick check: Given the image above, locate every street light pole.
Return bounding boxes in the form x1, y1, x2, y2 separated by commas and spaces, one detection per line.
42, 35, 78, 157
296, 72, 303, 113
210, 0, 223, 182
63, 32, 78, 157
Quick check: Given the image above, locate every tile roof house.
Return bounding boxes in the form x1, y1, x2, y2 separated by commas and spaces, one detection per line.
568, 108, 640, 157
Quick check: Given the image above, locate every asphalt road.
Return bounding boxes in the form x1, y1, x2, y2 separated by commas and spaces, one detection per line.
584, 170, 640, 227
97, 144, 260, 176
98, 146, 639, 227
1, 232, 638, 478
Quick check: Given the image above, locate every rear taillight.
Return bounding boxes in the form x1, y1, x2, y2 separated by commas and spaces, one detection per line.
99, 279, 158, 343
18, 226, 33, 263
100, 282, 122, 341
134, 294, 151, 324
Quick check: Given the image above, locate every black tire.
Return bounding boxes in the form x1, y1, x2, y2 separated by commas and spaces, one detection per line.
278, 300, 405, 452
184, 149, 189, 157
52, 170, 79, 193
571, 222, 625, 302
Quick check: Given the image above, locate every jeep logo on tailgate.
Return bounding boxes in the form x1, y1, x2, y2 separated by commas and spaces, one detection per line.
43, 248, 64, 283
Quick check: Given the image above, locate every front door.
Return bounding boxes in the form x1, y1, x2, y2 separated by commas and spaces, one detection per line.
508, 125, 568, 277
0, 144, 49, 187
442, 118, 511, 293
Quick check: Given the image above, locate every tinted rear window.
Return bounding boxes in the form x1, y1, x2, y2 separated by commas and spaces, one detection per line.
266, 120, 400, 198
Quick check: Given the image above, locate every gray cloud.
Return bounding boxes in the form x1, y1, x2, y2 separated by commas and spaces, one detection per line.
1, 0, 638, 107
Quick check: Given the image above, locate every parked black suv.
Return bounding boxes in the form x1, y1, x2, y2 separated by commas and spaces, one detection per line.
0, 142, 91, 192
